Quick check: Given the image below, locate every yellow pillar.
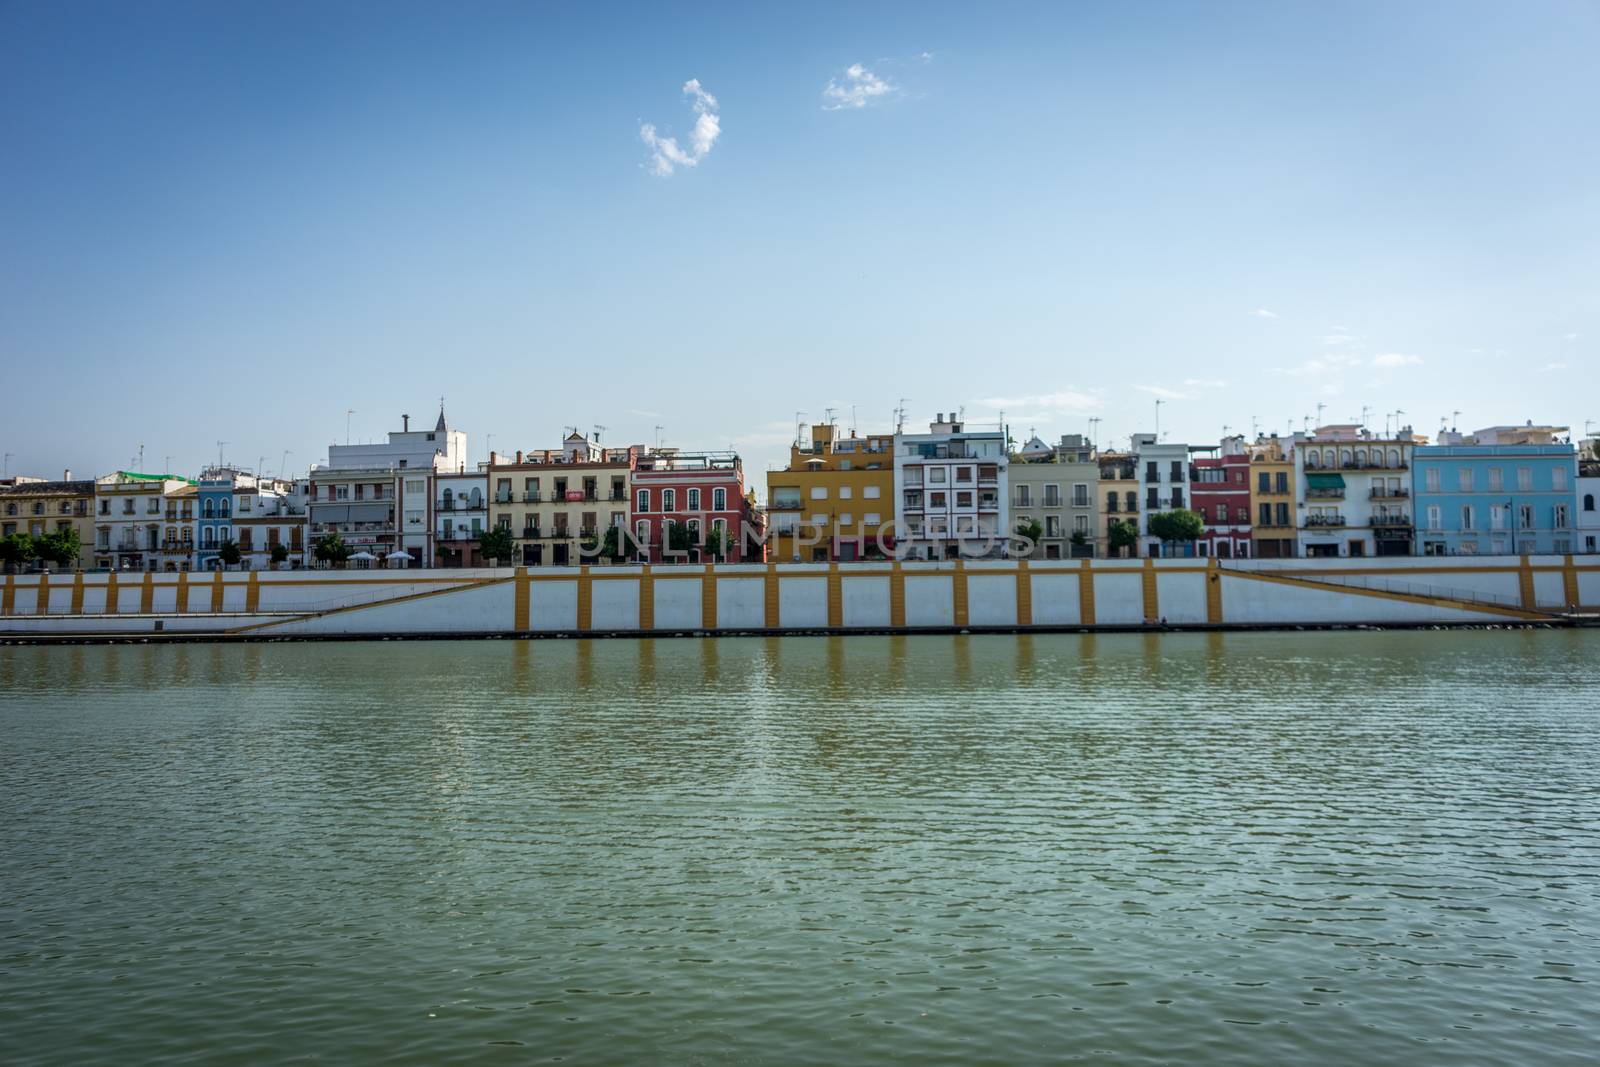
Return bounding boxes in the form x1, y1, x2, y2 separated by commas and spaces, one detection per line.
245, 571, 260, 613
513, 566, 529, 631
1142, 558, 1160, 622
1518, 556, 1536, 610
952, 560, 969, 627
1205, 557, 1223, 625
35, 571, 50, 615
175, 570, 190, 613
701, 563, 718, 630
576, 565, 592, 631
71, 570, 85, 614
764, 562, 780, 629
827, 562, 842, 628
889, 561, 906, 628
1015, 560, 1032, 626
105, 570, 119, 614
1562, 555, 1580, 610
1078, 558, 1096, 626
210, 570, 225, 613
638, 565, 654, 630
140, 572, 154, 613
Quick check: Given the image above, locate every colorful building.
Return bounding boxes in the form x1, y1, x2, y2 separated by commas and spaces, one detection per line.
433, 470, 487, 567
1296, 425, 1419, 558
1414, 434, 1579, 556
490, 433, 635, 567
0, 476, 95, 569
1248, 436, 1297, 558
631, 450, 759, 563
1009, 434, 1098, 559
766, 422, 895, 562
1190, 437, 1252, 558
1097, 451, 1139, 558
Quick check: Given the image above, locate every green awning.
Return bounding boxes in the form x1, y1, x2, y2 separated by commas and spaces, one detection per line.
1305, 472, 1345, 489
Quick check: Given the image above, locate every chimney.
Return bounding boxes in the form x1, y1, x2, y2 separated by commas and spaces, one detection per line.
402, 414, 410, 432
64, 469, 72, 480
516, 450, 524, 463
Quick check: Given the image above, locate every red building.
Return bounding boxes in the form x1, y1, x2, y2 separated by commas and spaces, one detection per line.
630, 450, 762, 563
1191, 439, 1253, 559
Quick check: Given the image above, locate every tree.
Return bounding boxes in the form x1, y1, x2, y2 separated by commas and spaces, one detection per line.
665, 520, 695, 558
313, 531, 351, 566
0, 532, 36, 572
1069, 529, 1090, 558
1108, 519, 1139, 558
478, 526, 514, 565
35, 528, 82, 569
1012, 517, 1042, 558
703, 524, 732, 562
583, 525, 627, 562
1147, 509, 1205, 548
217, 538, 242, 567
270, 543, 290, 567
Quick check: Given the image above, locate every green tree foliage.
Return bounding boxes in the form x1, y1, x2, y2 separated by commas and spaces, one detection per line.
0, 532, 37, 570
1108, 519, 1139, 556
702, 524, 731, 561
270, 543, 290, 566
217, 538, 242, 566
665, 520, 695, 555
35, 528, 82, 568
1147, 509, 1205, 544
313, 531, 351, 565
477, 526, 514, 565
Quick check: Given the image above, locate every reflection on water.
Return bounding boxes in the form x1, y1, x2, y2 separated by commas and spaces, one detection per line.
2, 631, 1599, 1066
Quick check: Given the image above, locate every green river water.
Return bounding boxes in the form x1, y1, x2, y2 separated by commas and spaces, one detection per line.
1, 631, 1597, 1065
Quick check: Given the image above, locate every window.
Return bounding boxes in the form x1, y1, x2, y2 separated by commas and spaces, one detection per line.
838, 512, 853, 527
863, 512, 880, 526
930, 491, 947, 508
1518, 504, 1534, 529
1490, 505, 1506, 530
1553, 466, 1568, 491
1257, 472, 1270, 493
1426, 505, 1441, 530
839, 460, 851, 471
1014, 485, 1032, 507
1074, 515, 1089, 534
405, 479, 424, 493
929, 468, 947, 484
1072, 484, 1089, 507
1275, 503, 1289, 526
1458, 468, 1474, 492
637, 488, 650, 512
863, 485, 881, 499
203, 500, 215, 519
662, 489, 676, 511
1259, 502, 1271, 525
712, 488, 726, 511
687, 488, 700, 511
1425, 468, 1441, 492
956, 491, 973, 508
1517, 467, 1533, 491
956, 467, 973, 484
1275, 472, 1288, 493
1461, 505, 1475, 531
1045, 516, 1060, 537
1586, 494, 1596, 512
1554, 504, 1569, 529
839, 486, 852, 500
809, 486, 827, 499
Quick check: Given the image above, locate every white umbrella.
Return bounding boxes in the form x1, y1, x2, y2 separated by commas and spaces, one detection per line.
347, 551, 379, 560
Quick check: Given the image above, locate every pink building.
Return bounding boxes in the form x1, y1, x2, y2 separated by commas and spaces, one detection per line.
630, 451, 760, 563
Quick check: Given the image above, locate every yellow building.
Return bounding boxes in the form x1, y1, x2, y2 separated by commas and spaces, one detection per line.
1096, 451, 1139, 558
766, 423, 895, 562
1249, 437, 1297, 558
0, 476, 96, 569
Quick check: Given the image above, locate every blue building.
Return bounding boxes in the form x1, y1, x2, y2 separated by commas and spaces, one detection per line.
195, 471, 238, 569
1412, 443, 1579, 556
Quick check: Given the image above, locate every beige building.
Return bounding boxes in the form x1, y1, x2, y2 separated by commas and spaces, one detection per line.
1010, 434, 1099, 558
1097, 451, 1139, 557
0, 476, 96, 568
490, 433, 635, 566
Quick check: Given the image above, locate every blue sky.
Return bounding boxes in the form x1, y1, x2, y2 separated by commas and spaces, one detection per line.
3, 1, 1596, 487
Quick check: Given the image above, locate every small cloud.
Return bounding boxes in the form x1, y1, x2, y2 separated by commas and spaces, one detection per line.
917, 51, 934, 63
977, 389, 1106, 414
1251, 308, 1278, 319
1562, 332, 1579, 342
1542, 362, 1568, 372
822, 63, 898, 110
1134, 384, 1188, 401
1182, 377, 1228, 389
1371, 353, 1422, 369
640, 79, 720, 176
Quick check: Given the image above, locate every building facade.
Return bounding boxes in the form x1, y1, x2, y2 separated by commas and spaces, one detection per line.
1413, 440, 1579, 556
1097, 451, 1139, 558
1190, 437, 1252, 559
1132, 433, 1192, 558
1248, 437, 1297, 558
0, 476, 95, 568
490, 434, 636, 567
893, 414, 1008, 560
1009, 434, 1098, 559
631, 450, 757, 563
92, 472, 196, 571
434, 471, 488, 567
766, 423, 895, 562
1296, 426, 1418, 558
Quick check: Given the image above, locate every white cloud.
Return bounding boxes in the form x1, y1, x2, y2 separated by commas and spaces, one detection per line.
1542, 362, 1568, 372
1562, 332, 1579, 342
977, 390, 1106, 414
640, 79, 721, 176
822, 63, 898, 110
1251, 308, 1278, 319
1134, 384, 1188, 401
917, 51, 935, 63
1371, 353, 1423, 369
1182, 377, 1229, 389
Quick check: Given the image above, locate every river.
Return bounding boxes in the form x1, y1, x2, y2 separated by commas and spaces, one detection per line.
2, 631, 1597, 1065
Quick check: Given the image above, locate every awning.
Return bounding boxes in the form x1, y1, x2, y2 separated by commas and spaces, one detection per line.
1305, 472, 1345, 489
313, 505, 350, 522
346, 503, 390, 522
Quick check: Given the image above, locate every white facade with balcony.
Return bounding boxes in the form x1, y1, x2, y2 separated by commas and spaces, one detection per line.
1295, 425, 1417, 558
892, 414, 1009, 560
1131, 433, 1192, 558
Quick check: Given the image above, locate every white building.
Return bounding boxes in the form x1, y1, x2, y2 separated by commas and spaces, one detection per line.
893, 413, 1009, 559
1131, 433, 1192, 558
92, 472, 197, 572
1296, 424, 1419, 558
1579, 438, 1599, 555
434, 469, 488, 567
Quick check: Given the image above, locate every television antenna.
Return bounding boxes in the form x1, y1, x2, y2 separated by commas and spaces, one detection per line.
1088, 416, 1101, 450
593, 424, 608, 443
345, 410, 355, 445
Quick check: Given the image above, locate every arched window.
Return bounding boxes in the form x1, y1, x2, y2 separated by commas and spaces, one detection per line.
634, 520, 651, 555
687, 488, 701, 511
1355, 449, 1367, 467
203, 499, 215, 518
713, 487, 727, 511
202, 528, 215, 548
1586, 493, 1596, 512
442, 488, 453, 510
469, 487, 482, 506
220, 499, 231, 517
1388, 448, 1400, 468
662, 488, 676, 512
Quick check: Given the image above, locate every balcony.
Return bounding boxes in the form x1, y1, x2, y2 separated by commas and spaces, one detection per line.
1341, 462, 1408, 472
1370, 515, 1412, 527
521, 527, 541, 539
495, 491, 513, 503
1305, 515, 1346, 528
1306, 488, 1345, 500
769, 498, 803, 510
609, 492, 627, 502
1370, 488, 1410, 499
522, 491, 542, 503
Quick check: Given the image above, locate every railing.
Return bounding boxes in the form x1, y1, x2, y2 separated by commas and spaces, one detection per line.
1305, 515, 1346, 527
1342, 462, 1408, 471
1306, 488, 1344, 499
495, 492, 512, 503
769, 499, 803, 510
522, 491, 541, 502
1370, 515, 1412, 527
1371, 488, 1410, 499
522, 528, 541, 539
